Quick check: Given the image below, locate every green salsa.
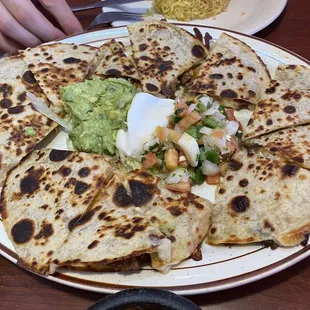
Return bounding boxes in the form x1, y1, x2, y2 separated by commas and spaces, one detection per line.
62, 78, 136, 155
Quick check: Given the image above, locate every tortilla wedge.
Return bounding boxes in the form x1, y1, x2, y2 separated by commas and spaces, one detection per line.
1, 148, 113, 274
243, 65, 310, 140
20, 43, 98, 115
0, 55, 49, 110
245, 124, 310, 169
191, 33, 271, 109
208, 149, 310, 247
125, 170, 212, 273
91, 39, 139, 80
0, 105, 57, 186
55, 173, 169, 271
128, 20, 207, 97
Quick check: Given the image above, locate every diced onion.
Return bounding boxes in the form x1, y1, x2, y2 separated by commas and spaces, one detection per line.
213, 136, 226, 149
27, 91, 72, 131
178, 133, 199, 167
210, 111, 226, 121
143, 137, 159, 151
204, 102, 219, 116
165, 167, 187, 184
201, 160, 220, 176
180, 171, 190, 183
225, 121, 239, 136
188, 103, 197, 113
198, 95, 212, 108
199, 126, 213, 135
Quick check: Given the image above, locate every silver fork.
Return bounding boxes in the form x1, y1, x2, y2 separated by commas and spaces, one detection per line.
85, 12, 144, 31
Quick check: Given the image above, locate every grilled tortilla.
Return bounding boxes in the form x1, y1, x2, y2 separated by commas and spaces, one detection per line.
125, 171, 212, 272
128, 20, 207, 97
0, 104, 56, 186
91, 39, 139, 80
245, 124, 310, 169
191, 33, 271, 109
1, 148, 113, 274
0, 55, 49, 110
20, 43, 98, 115
208, 149, 310, 247
243, 65, 310, 140
55, 173, 169, 271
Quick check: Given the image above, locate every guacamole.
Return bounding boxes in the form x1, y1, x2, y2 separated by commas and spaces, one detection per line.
62, 78, 136, 155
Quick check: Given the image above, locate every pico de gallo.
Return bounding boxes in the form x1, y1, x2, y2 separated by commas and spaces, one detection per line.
141, 95, 242, 192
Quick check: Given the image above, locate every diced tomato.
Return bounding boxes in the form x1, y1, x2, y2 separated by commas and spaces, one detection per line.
141, 153, 160, 170
174, 101, 189, 117
164, 181, 191, 192
225, 109, 237, 121
212, 129, 225, 139
176, 111, 202, 132
226, 136, 240, 152
206, 174, 221, 185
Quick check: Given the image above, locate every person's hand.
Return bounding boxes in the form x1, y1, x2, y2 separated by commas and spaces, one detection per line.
0, 0, 83, 54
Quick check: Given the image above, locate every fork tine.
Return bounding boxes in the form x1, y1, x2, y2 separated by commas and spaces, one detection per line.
85, 12, 144, 31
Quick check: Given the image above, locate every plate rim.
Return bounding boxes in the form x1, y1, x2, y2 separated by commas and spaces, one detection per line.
0, 23, 309, 296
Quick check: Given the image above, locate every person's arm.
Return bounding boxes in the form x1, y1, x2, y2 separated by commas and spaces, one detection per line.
0, 0, 83, 54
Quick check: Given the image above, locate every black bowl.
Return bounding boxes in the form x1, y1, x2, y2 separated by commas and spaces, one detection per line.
88, 288, 201, 310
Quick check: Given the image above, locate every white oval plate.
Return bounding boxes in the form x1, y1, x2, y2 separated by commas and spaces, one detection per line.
0, 24, 309, 296
104, 0, 287, 35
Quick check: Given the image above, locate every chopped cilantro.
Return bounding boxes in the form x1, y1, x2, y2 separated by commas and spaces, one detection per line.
173, 115, 181, 123
156, 151, 164, 160
149, 143, 159, 152
218, 106, 227, 118
175, 108, 184, 115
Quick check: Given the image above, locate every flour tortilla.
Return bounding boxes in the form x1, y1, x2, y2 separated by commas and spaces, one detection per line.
125, 170, 212, 273
208, 149, 310, 247
246, 124, 310, 169
128, 20, 207, 97
55, 173, 168, 271
20, 43, 98, 115
243, 65, 310, 140
91, 39, 139, 80
1, 149, 113, 274
0, 104, 56, 186
0, 55, 49, 110
191, 33, 271, 109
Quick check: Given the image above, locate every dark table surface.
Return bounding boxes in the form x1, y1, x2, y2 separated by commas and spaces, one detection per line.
1, 0, 309, 309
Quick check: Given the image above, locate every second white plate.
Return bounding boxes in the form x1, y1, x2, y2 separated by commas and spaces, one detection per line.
104, 0, 287, 35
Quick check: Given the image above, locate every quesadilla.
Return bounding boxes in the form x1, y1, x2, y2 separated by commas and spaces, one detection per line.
0, 104, 56, 186
1, 148, 113, 274
0, 55, 48, 110
125, 170, 211, 272
243, 65, 310, 140
245, 124, 310, 169
54, 173, 169, 272
191, 33, 271, 109
208, 149, 310, 247
20, 43, 98, 115
128, 20, 207, 97
91, 39, 139, 80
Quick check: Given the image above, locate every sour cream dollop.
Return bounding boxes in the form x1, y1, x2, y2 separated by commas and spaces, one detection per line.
116, 93, 175, 157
